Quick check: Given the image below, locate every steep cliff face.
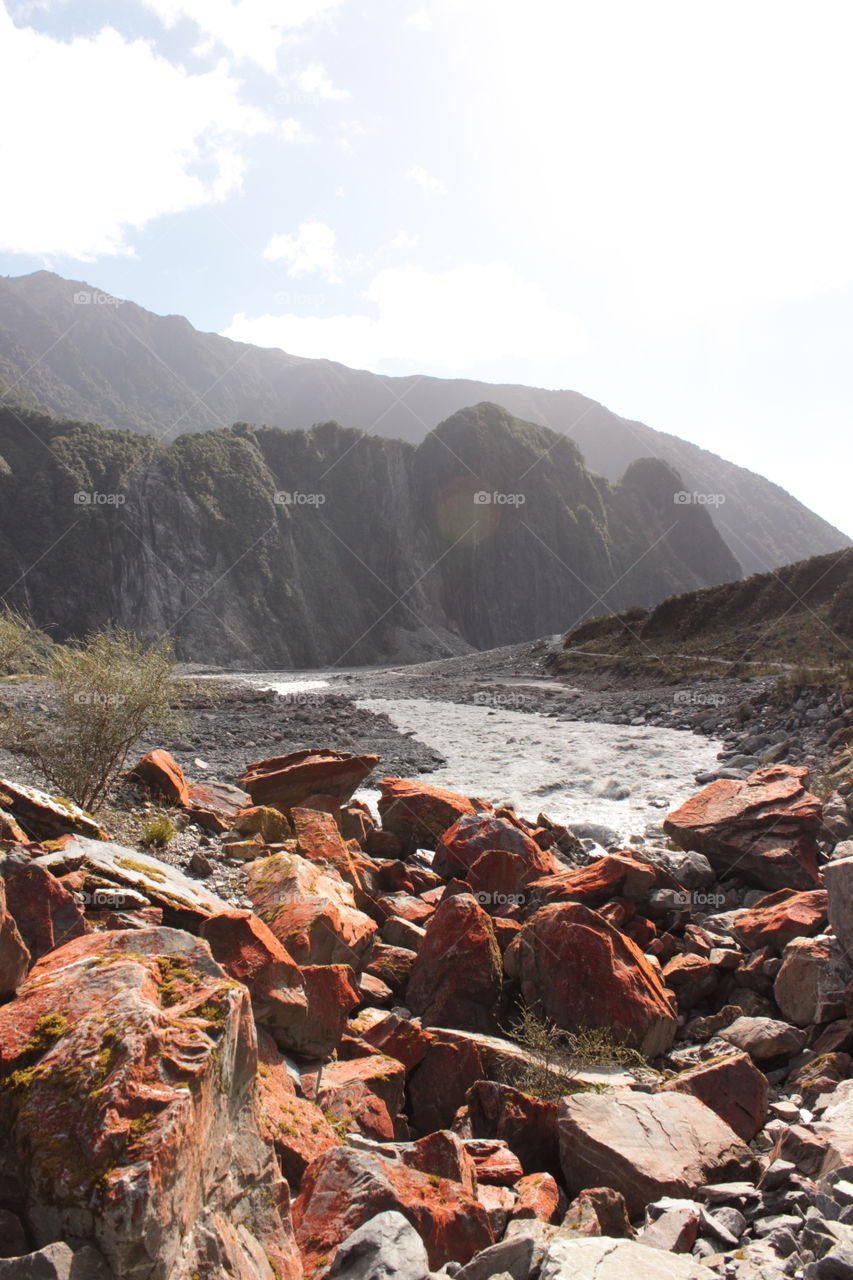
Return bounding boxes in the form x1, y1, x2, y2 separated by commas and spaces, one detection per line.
0, 402, 741, 667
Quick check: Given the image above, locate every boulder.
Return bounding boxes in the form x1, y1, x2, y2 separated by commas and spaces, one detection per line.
240, 750, 378, 813
824, 856, 853, 957
324, 1211, 430, 1280
775, 935, 846, 1027
433, 814, 558, 881
463, 1138, 523, 1186
377, 779, 477, 853
661, 953, 719, 1010
526, 853, 676, 911
557, 1090, 758, 1217
731, 888, 828, 951
314, 1054, 406, 1141
35, 838, 229, 928
0, 807, 27, 844
365, 943, 417, 997
350, 1008, 429, 1071
511, 1173, 563, 1223
406, 894, 502, 1033
280, 964, 361, 1059
125, 749, 189, 806
0, 1243, 113, 1279
0, 880, 29, 998
718, 1015, 807, 1063
184, 780, 250, 833
467, 1080, 561, 1178
293, 1146, 493, 1275
255, 1030, 341, 1188
0, 927, 300, 1280
663, 765, 822, 890
516, 902, 677, 1057
246, 851, 376, 970
467, 850, 536, 916
400, 1130, 478, 1194
291, 808, 378, 897
812, 1080, 853, 1175
539, 1237, 714, 1279
658, 1051, 768, 1142
562, 1187, 633, 1238
234, 805, 292, 843
199, 909, 307, 1035
0, 854, 88, 961
408, 1032, 485, 1133
0, 780, 107, 842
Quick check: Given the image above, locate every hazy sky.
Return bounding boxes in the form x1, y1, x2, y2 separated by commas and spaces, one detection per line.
1, 0, 851, 537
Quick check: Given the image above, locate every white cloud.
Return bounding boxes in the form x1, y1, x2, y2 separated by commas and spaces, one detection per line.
294, 61, 349, 101
263, 221, 340, 281
223, 261, 585, 370
407, 165, 445, 194
391, 230, 419, 249
0, 5, 280, 259
407, 9, 432, 30
140, 0, 344, 71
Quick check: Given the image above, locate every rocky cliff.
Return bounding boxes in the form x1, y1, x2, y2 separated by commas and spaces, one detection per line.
0, 402, 741, 666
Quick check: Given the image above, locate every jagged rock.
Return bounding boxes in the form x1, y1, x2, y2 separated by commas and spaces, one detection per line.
0, 927, 300, 1280
365, 943, 417, 997
732, 888, 828, 951
825, 857, 853, 958
291, 808, 379, 897
406, 894, 502, 1033
557, 1090, 758, 1217
719, 1015, 807, 1063
377, 779, 478, 853
0, 780, 107, 843
350, 1008, 429, 1071
0, 1243, 113, 1279
245, 851, 376, 970
511, 1173, 563, 1223
662, 953, 719, 1009
539, 1237, 715, 1279
775, 936, 846, 1027
240, 749, 378, 813
563, 1187, 634, 1238
466, 1081, 561, 1179
477, 1184, 517, 1237
293, 1146, 493, 1275
515, 902, 677, 1057
0, 878, 30, 997
658, 1051, 768, 1142
0, 806, 27, 844
526, 852, 676, 911
234, 805, 292, 843
278, 964, 360, 1059
408, 1032, 485, 1133
35, 837, 229, 927
255, 1030, 341, 1188
0, 854, 89, 961
463, 1138, 523, 1186
126, 749, 189, 806
466, 850, 537, 915
664, 765, 822, 891
199, 909, 307, 1034
400, 1130, 478, 1195
324, 1211, 431, 1280
637, 1200, 700, 1252
314, 1053, 406, 1141
184, 780, 249, 833
433, 814, 558, 881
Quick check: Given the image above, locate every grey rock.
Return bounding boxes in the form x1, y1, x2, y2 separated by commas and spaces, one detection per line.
0, 1245, 113, 1280
719, 1016, 807, 1063
326, 1212, 431, 1280
457, 1223, 551, 1280
538, 1238, 715, 1279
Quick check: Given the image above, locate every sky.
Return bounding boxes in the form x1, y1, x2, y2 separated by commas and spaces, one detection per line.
0, 0, 851, 537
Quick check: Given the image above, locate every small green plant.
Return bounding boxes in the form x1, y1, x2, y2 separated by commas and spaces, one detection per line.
0, 605, 49, 676
497, 1003, 646, 1101
141, 814, 176, 848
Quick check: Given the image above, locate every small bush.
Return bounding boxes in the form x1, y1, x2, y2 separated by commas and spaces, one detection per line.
141, 814, 176, 848
2, 628, 181, 811
0, 606, 49, 675
497, 1003, 646, 1101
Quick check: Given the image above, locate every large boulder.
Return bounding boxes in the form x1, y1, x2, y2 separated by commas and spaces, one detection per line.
406, 893, 502, 1033
774, 935, 846, 1027
433, 814, 558, 881
125, 750, 189, 806
240, 750, 378, 813
664, 764, 822, 890
526, 853, 676, 911
293, 1146, 492, 1275
0, 780, 107, 842
0, 928, 301, 1280
539, 1237, 714, 1279
184, 780, 250, 833
279, 964, 361, 1059
324, 1211, 430, 1280
0, 854, 88, 961
718, 1015, 807, 1063
516, 902, 677, 1057
291, 808, 378, 898
0, 879, 29, 998
658, 1051, 768, 1141
731, 888, 828, 951
558, 1090, 757, 1217
246, 851, 376, 970
466, 1080, 561, 1177
199, 909, 307, 1035
377, 779, 478, 854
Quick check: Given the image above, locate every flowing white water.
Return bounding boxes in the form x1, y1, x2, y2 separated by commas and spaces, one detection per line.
260, 677, 721, 840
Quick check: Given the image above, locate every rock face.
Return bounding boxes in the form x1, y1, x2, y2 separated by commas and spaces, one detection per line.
0, 927, 301, 1280
245, 851, 376, 970
376, 779, 478, 853
240, 750, 378, 813
557, 1090, 758, 1217
516, 902, 677, 1057
664, 765, 822, 890
406, 894, 502, 1033
293, 1146, 493, 1276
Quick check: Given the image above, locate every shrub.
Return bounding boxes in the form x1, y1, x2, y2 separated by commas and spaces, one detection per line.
0, 605, 45, 675
497, 1003, 646, 1101
3, 628, 181, 811
141, 814, 177, 848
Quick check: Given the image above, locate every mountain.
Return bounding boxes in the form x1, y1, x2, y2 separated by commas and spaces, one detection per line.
0, 270, 848, 577
0, 401, 742, 667
549, 546, 853, 682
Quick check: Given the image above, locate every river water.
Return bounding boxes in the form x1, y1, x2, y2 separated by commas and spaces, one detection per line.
259, 677, 721, 841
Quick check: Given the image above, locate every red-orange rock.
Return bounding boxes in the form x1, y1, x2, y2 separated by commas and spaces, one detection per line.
0, 806, 27, 843
185, 780, 250, 833
256, 1029, 341, 1188
0, 927, 301, 1280
658, 1050, 768, 1141
511, 1172, 563, 1223
464, 1138, 523, 1185
0, 853, 89, 960
662, 953, 720, 1010
527, 853, 676, 911
409, 1032, 484, 1133
293, 1146, 493, 1275
246, 851, 376, 970
291, 807, 378, 898
466, 1080, 561, 1178
339, 800, 374, 844
365, 943, 417, 997
406, 894, 502, 1033
199, 909, 306, 1037
240, 749, 378, 813
126, 749, 189, 806
377, 778, 478, 853
433, 814, 559, 881
517, 902, 677, 1057
732, 888, 828, 951
664, 764, 822, 890
400, 1130, 478, 1194
315, 1054, 406, 1142
0, 779, 108, 842
350, 1007, 429, 1071
0, 878, 29, 997
467, 850, 535, 916
282, 964, 361, 1059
